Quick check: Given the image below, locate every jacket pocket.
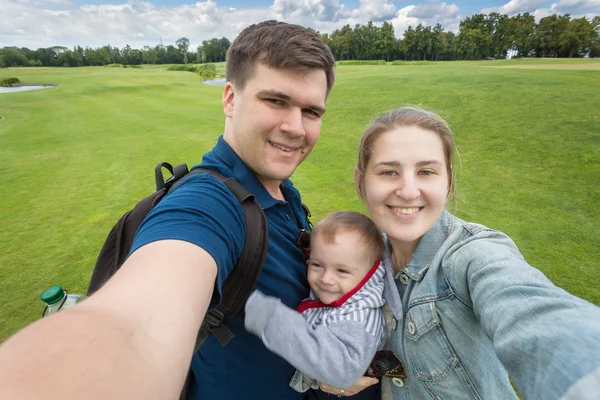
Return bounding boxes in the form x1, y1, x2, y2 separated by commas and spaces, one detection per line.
405, 301, 459, 382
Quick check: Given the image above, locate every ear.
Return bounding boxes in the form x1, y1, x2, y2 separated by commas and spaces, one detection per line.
354, 168, 360, 190
222, 82, 235, 118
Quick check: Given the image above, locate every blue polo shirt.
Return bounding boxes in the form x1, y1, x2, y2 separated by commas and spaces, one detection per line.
130, 136, 310, 400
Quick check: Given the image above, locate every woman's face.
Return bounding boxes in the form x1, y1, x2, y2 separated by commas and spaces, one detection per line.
359, 125, 449, 247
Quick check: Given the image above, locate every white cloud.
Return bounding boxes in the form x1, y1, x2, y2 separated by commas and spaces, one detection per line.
6, 0, 594, 50
348, 0, 397, 22
0, 0, 414, 48
0, 0, 271, 48
481, 0, 547, 15
407, 2, 459, 19
483, 0, 600, 19
549, 0, 600, 15
390, 6, 421, 37
391, 2, 461, 36
271, 0, 345, 21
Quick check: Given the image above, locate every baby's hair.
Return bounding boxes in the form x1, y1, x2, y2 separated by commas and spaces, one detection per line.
312, 211, 384, 265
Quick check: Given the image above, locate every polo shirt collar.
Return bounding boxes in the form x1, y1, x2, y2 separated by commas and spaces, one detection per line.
212, 136, 292, 209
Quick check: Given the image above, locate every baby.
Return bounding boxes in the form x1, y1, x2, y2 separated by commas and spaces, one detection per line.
244, 211, 386, 394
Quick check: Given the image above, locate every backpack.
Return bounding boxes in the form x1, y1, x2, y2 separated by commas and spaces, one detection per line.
88, 162, 269, 351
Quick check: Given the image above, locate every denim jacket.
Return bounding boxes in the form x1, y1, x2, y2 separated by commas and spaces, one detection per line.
382, 210, 600, 400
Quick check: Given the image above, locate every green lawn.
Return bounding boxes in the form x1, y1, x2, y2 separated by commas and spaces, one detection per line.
0, 61, 598, 342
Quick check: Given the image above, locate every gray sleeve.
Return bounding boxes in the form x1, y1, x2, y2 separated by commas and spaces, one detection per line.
244, 291, 382, 389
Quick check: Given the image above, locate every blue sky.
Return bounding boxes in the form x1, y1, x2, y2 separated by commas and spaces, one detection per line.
2, 0, 599, 48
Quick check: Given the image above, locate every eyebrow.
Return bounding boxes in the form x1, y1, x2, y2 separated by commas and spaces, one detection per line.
375, 160, 443, 168
257, 90, 326, 116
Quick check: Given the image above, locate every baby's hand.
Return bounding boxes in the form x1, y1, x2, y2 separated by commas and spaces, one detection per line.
318, 376, 379, 397
243, 290, 280, 336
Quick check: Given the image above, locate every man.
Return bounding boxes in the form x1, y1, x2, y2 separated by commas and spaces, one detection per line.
0, 21, 335, 400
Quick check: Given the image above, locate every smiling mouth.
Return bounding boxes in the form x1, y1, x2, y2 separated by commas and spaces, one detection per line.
317, 286, 336, 293
389, 206, 423, 215
269, 141, 299, 153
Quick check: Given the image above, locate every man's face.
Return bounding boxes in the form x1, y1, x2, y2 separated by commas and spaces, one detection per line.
222, 63, 328, 194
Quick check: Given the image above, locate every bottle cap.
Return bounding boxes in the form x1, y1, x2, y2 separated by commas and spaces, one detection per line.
40, 285, 66, 305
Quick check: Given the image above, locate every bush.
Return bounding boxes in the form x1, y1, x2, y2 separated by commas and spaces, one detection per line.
338, 60, 386, 65
0, 77, 20, 87
106, 63, 123, 68
198, 69, 216, 81
196, 63, 217, 80
390, 60, 435, 66
167, 63, 218, 81
122, 64, 142, 68
198, 63, 216, 73
167, 64, 198, 72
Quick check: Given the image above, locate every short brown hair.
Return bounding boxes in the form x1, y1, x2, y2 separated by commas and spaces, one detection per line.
312, 211, 384, 265
226, 20, 336, 97
356, 106, 456, 200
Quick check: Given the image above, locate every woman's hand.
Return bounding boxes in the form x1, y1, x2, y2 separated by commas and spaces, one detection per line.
317, 376, 379, 397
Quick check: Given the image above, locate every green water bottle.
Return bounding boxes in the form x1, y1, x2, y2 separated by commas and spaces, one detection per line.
40, 285, 87, 317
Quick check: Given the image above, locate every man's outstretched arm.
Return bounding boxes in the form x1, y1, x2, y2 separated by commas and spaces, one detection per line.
0, 239, 216, 400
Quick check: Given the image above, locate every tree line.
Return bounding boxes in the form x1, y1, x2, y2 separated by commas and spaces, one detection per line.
321, 13, 599, 61
1, 12, 598, 68
0, 37, 231, 68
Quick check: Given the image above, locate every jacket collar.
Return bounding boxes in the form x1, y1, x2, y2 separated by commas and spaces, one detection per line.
401, 210, 454, 281
381, 210, 454, 321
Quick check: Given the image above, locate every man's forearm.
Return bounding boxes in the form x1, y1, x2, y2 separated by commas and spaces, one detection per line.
0, 239, 218, 400
0, 304, 187, 400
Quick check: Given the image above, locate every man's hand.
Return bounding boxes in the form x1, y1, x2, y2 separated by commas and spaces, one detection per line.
0, 239, 217, 400
317, 376, 379, 397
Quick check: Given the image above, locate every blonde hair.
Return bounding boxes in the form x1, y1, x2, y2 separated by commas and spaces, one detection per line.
312, 211, 384, 265
356, 106, 455, 200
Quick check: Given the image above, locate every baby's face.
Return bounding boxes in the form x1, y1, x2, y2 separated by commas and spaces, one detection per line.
307, 231, 374, 304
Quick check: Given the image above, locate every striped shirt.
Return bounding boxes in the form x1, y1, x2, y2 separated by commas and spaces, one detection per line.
298, 260, 387, 348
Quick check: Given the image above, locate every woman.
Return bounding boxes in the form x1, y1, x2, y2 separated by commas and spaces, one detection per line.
319, 106, 600, 399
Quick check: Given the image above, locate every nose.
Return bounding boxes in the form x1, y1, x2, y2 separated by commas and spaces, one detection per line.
320, 270, 335, 286
395, 174, 420, 200
280, 108, 305, 137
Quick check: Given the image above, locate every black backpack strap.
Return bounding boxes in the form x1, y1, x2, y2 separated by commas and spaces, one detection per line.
187, 168, 268, 350
301, 203, 313, 229
179, 168, 268, 400
155, 162, 190, 191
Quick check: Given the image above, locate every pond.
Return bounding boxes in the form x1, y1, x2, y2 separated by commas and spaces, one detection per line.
0, 85, 56, 94
202, 78, 226, 86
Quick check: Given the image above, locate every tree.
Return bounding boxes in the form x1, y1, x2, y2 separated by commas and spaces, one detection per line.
458, 13, 493, 59
176, 37, 190, 64
590, 16, 600, 57
0, 47, 28, 66
34, 47, 59, 66
164, 45, 181, 64
510, 13, 536, 57
378, 22, 396, 61
57, 50, 83, 67
559, 17, 594, 57
218, 37, 231, 62
535, 14, 571, 57
142, 46, 158, 64
404, 26, 418, 60
487, 12, 511, 58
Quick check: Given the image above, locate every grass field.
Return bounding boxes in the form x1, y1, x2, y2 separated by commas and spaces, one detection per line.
0, 59, 599, 342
